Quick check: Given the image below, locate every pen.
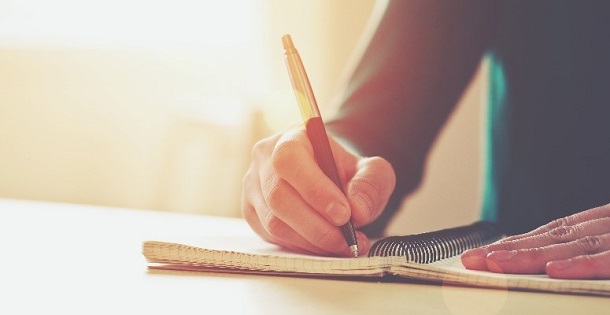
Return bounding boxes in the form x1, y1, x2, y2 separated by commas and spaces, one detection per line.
281, 34, 359, 258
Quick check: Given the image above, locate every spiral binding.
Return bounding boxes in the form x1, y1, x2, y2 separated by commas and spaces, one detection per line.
367, 221, 502, 264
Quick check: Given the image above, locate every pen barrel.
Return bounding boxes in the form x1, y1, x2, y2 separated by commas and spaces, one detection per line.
306, 117, 343, 189
283, 42, 321, 120
306, 117, 358, 247
282, 34, 358, 253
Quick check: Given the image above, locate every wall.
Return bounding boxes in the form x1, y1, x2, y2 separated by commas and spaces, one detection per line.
0, 48, 264, 216
0, 1, 484, 235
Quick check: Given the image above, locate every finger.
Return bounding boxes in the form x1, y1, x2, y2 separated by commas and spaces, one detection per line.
546, 250, 610, 279
242, 169, 326, 255
345, 157, 396, 227
261, 169, 369, 256
491, 217, 610, 251
244, 199, 370, 257
242, 166, 273, 243
499, 203, 610, 243
248, 130, 372, 256
462, 217, 610, 271
270, 130, 352, 226
484, 233, 610, 274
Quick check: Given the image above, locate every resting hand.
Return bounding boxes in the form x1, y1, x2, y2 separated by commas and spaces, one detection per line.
461, 203, 610, 279
241, 128, 395, 257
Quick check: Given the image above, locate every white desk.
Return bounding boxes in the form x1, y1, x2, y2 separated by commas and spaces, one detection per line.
1, 199, 607, 315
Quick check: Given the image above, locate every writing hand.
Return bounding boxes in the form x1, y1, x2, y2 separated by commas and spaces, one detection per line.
241, 128, 395, 257
461, 203, 610, 279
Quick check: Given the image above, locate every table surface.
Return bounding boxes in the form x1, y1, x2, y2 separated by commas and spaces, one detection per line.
1, 198, 608, 315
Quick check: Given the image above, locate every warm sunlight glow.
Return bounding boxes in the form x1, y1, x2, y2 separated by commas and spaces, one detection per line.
0, 0, 272, 125
262, 89, 302, 132
0, 0, 377, 219
0, 0, 259, 49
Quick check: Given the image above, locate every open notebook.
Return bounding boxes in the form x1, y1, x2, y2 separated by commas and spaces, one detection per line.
142, 221, 610, 297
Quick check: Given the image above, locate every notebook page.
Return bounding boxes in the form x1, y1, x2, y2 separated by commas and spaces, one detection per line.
142, 239, 404, 276
388, 256, 610, 296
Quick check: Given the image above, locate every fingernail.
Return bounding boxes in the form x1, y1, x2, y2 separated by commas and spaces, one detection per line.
326, 202, 349, 225
489, 250, 517, 262
461, 248, 490, 270
462, 248, 489, 260
548, 259, 572, 271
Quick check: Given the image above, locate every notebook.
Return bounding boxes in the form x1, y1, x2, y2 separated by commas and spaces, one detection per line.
141, 221, 610, 297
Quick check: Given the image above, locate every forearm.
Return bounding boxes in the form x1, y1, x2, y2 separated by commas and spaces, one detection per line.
327, 0, 497, 236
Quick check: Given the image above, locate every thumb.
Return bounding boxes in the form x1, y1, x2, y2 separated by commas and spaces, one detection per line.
345, 156, 396, 227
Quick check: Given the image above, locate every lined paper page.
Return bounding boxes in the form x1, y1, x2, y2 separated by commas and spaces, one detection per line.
142, 238, 610, 297
143, 240, 404, 276
388, 256, 610, 296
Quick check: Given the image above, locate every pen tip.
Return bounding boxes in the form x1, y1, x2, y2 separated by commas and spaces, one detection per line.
281, 34, 294, 50
349, 245, 359, 258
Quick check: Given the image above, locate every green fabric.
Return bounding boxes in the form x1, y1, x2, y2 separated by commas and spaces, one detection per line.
481, 52, 506, 223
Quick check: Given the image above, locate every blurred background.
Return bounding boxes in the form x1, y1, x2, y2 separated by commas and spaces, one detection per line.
0, 0, 485, 235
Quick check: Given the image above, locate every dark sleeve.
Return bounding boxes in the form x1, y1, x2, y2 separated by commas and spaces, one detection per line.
326, 0, 497, 237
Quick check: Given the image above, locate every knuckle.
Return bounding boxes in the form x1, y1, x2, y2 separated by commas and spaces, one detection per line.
264, 212, 289, 238
271, 141, 299, 174
503, 241, 517, 251
251, 136, 272, 160
524, 247, 546, 260
576, 236, 602, 254
546, 217, 570, 231
266, 179, 287, 210
497, 235, 519, 243
548, 226, 576, 242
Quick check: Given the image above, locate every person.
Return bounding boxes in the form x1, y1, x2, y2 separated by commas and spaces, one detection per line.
241, 0, 610, 279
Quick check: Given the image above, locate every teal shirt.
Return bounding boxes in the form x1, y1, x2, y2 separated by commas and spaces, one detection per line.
328, 1, 610, 236
482, 3, 610, 234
